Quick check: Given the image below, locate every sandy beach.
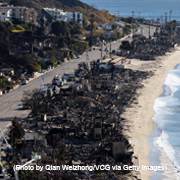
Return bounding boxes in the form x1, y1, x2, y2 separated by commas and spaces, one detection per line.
122, 47, 180, 180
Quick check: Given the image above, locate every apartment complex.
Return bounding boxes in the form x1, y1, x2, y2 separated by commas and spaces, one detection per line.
0, 5, 38, 24
43, 8, 83, 26
0, 8, 12, 21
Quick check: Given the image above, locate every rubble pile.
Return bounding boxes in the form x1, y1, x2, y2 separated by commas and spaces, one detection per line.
120, 27, 178, 60
14, 63, 153, 180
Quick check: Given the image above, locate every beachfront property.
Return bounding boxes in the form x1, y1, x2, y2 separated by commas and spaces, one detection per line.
0, 8, 12, 21
0, 5, 38, 24
101, 21, 124, 31
43, 7, 83, 26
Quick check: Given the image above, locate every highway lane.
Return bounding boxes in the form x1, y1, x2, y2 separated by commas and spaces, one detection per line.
0, 25, 156, 130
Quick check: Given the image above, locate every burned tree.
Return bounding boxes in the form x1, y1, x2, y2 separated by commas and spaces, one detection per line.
21, 88, 49, 115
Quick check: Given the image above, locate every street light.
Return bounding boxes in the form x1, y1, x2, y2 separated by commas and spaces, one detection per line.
132, 11, 134, 36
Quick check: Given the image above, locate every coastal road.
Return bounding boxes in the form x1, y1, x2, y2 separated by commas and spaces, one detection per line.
0, 25, 156, 130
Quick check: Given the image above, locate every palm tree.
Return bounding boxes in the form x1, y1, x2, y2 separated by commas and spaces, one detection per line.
169, 10, 172, 22
89, 14, 95, 47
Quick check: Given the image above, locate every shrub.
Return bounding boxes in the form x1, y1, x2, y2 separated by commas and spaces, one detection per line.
54, 62, 58, 68
76, 40, 89, 49
15, 25, 25, 30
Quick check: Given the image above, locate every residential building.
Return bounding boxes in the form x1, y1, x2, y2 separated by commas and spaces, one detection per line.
0, 8, 12, 21
22, 7, 38, 24
0, 68, 14, 76
43, 7, 83, 26
43, 8, 67, 22
66, 12, 83, 26
0, 1, 7, 7
0, 6, 38, 24
101, 22, 124, 31
102, 31, 116, 40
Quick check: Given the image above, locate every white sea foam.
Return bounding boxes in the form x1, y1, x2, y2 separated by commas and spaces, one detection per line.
152, 65, 180, 179
153, 130, 180, 179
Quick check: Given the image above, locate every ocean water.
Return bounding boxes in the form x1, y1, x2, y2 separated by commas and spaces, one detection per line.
81, 0, 180, 21
151, 64, 180, 179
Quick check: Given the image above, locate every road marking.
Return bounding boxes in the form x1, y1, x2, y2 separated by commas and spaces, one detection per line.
0, 95, 21, 116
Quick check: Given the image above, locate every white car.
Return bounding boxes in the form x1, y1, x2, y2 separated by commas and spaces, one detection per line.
22, 80, 29, 85
77, 55, 81, 58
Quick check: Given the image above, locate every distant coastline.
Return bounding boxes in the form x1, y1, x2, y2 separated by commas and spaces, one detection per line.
81, 0, 180, 21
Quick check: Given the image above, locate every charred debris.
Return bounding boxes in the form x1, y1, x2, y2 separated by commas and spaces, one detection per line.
119, 24, 179, 60
9, 61, 154, 180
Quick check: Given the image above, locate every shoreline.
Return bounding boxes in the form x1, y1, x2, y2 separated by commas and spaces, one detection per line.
122, 47, 180, 180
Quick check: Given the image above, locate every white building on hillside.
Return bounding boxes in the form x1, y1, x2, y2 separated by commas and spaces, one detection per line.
0, 8, 12, 21
66, 12, 83, 26
43, 8, 67, 22
43, 8, 83, 26
0, 6, 38, 24
101, 21, 124, 31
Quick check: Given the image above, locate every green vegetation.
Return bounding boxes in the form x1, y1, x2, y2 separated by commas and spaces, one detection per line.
76, 6, 86, 14
19, 169, 37, 180
45, 57, 59, 68
31, 152, 37, 156
3, 21, 27, 33
0, 76, 14, 91
32, 1, 44, 9
76, 40, 88, 49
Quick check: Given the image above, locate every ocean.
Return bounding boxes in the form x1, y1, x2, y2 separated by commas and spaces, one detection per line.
80, 1, 180, 178
81, 0, 180, 21
80, 1, 180, 179
150, 64, 180, 180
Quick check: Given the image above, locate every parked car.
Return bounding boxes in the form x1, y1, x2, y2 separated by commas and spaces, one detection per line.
22, 80, 28, 85
77, 55, 81, 58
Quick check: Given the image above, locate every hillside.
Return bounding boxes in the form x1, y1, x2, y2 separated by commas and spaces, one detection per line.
6, 0, 114, 24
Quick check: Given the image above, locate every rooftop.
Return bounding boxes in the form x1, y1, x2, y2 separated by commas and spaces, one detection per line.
0, 8, 11, 11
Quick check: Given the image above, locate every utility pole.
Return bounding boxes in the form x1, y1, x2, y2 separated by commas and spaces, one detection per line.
86, 51, 89, 64
149, 23, 150, 39
153, 12, 154, 21
171, 23, 173, 37
118, 11, 119, 21
141, 27, 143, 35
101, 42, 103, 60
165, 12, 167, 23
132, 11, 134, 36
110, 40, 112, 58
138, 12, 140, 23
